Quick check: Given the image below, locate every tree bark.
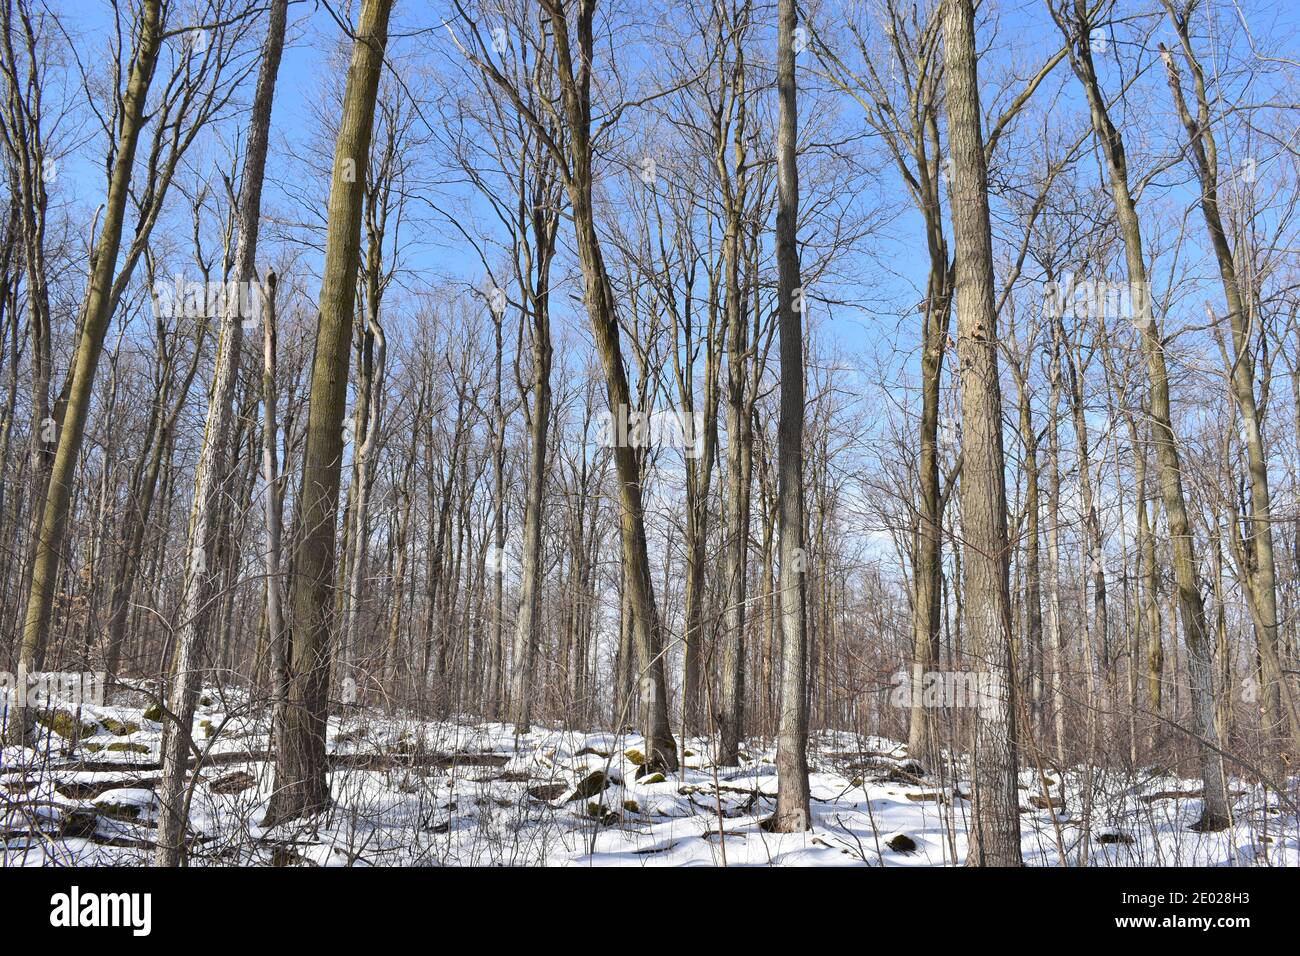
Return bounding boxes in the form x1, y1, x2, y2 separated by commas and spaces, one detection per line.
941, 0, 1022, 865
1059, 1, 1230, 829
770, 0, 811, 833
156, 0, 288, 864
8, 0, 164, 745
264, 0, 392, 826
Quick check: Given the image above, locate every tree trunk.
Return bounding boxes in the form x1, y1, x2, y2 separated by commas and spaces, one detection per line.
156, 0, 288, 864
541, 0, 677, 773
8, 0, 164, 746
264, 0, 392, 826
770, 0, 811, 833
941, 0, 1022, 865
1062, 5, 1230, 829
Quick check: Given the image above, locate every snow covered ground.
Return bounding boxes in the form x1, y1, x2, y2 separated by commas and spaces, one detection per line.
3, 688, 1296, 867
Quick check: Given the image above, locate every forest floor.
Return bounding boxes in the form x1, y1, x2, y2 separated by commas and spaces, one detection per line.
2, 684, 1295, 866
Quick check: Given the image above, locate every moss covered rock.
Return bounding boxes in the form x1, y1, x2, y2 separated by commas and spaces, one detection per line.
97, 803, 141, 821
142, 703, 164, 722
584, 802, 619, 825
104, 741, 150, 754
623, 748, 645, 766
100, 717, 140, 737
567, 770, 612, 802
36, 710, 97, 739
208, 770, 256, 795
886, 834, 917, 853
638, 772, 666, 785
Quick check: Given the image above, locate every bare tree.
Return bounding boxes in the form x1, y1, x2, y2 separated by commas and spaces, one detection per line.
941, 0, 1022, 865
264, 0, 393, 826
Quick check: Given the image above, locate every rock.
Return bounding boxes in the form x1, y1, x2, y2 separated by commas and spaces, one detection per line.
100, 717, 141, 736
96, 803, 141, 821
199, 696, 214, 707
638, 772, 666, 785
575, 746, 610, 759
526, 783, 567, 802
622, 799, 640, 814
36, 710, 97, 739
270, 845, 317, 867
623, 748, 645, 766
93, 791, 153, 822
208, 771, 256, 795
584, 802, 618, 825
59, 809, 100, 840
104, 742, 149, 754
143, 703, 164, 723
1094, 831, 1134, 845
567, 770, 612, 801
1029, 794, 1065, 810
200, 719, 216, 739
886, 834, 918, 854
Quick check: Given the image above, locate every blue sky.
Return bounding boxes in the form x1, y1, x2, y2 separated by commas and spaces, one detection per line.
45, 0, 1300, 407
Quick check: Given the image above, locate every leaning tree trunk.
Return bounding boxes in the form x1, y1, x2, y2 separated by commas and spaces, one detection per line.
1063, 5, 1229, 829
7, 0, 163, 746
155, 0, 288, 865
942, 0, 1022, 865
1159, 21, 1300, 762
543, 0, 677, 772
263, 0, 393, 826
